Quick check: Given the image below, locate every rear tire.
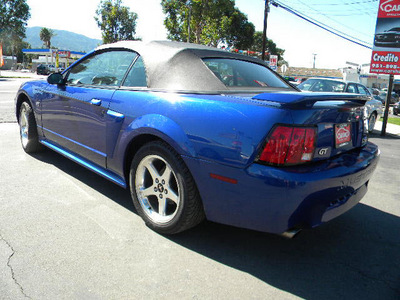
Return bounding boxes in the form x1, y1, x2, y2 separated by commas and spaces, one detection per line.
129, 141, 205, 234
368, 112, 377, 134
19, 101, 42, 153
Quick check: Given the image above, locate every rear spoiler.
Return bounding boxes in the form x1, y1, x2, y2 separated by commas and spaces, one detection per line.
252, 92, 370, 108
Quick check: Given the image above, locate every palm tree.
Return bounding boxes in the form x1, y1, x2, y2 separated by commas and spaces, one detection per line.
39, 28, 55, 48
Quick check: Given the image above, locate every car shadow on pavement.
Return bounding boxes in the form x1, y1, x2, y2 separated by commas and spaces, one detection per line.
370, 130, 400, 139
30, 148, 135, 213
169, 206, 400, 299
30, 148, 400, 299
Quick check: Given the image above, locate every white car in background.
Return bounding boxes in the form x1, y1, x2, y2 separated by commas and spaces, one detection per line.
298, 78, 383, 133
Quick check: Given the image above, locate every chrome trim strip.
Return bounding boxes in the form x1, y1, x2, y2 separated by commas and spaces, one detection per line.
42, 127, 106, 157
40, 139, 126, 188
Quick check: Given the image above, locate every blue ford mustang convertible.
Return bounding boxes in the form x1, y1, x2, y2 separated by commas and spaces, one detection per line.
15, 41, 379, 237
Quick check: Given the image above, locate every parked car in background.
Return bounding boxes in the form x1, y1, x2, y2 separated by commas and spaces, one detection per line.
368, 88, 380, 96
48, 65, 57, 73
393, 101, 400, 115
283, 76, 298, 86
36, 64, 59, 75
15, 41, 379, 237
374, 27, 400, 47
36, 64, 49, 75
298, 78, 383, 133
379, 91, 399, 105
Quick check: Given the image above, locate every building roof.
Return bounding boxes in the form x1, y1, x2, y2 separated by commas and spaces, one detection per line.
280, 66, 343, 79
22, 49, 86, 57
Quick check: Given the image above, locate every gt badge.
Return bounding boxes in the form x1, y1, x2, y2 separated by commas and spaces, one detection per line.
315, 147, 331, 158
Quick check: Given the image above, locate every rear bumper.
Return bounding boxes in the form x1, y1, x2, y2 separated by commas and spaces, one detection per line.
183, 142, 380, 234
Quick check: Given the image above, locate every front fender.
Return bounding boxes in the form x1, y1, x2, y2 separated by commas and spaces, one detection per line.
15, 82, 47, 130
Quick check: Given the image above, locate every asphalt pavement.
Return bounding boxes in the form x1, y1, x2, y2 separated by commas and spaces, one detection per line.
0, 72, 399, 299
0, 71, 46, 123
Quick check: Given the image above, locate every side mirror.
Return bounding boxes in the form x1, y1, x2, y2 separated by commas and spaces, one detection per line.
47, 73, 65, 85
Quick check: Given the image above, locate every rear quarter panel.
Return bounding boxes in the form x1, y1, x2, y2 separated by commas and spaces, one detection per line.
106, 91, 293, 177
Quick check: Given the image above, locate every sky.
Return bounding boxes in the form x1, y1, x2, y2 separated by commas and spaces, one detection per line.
26, 0, 379, 69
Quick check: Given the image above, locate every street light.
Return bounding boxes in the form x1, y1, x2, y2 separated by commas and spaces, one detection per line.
312, 53, 317, 68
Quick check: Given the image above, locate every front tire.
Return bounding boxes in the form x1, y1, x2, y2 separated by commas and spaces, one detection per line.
129, 141, 204, 234
19, 101, 42, 153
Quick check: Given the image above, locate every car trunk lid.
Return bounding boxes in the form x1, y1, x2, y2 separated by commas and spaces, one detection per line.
252, 92, 369, 162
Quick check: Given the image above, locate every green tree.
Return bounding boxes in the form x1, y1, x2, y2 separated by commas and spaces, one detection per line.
161, 0, 254, 48
39, 27, 55, 48
95, 0, 138, 43
249, 31, 285, 63
0, 0, 30, 59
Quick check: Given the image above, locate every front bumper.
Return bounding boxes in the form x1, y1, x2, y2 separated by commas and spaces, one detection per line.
183, 142, 380, 234
374, 40, 400, 47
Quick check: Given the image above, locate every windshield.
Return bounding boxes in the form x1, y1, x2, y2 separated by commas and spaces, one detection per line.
202, 58, 289, 88
298, 79, 346, 92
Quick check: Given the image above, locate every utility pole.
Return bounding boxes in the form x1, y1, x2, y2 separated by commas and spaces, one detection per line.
381, 74, 394, 136
187, 1, 191, 43
312, 53, 317, 68
261, 0, 270, 61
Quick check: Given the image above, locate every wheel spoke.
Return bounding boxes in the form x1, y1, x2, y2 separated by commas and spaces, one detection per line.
161, 164, 173, 183
141, 185, 156, 198
23, 113, 28, 127
167, 189, 179, 204
145, 161, 160, 181
158, 197, 167, 216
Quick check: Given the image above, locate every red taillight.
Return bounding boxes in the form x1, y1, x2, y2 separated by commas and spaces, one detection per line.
258, 125, 316, 166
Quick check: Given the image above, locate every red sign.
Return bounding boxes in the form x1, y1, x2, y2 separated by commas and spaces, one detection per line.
335, 124, 351, 148
370, 0, 400, 74
269, 55, 278, 71
58, 50, 71, 58
378, 0, 400, 18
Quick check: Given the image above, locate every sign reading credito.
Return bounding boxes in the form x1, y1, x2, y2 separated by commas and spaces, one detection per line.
371, 0, 400, 74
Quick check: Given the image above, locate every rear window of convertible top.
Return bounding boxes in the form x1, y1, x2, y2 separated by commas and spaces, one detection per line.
203, 58, 288, 88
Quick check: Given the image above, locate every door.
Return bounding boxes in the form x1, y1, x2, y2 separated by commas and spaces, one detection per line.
42, 49, 138, 167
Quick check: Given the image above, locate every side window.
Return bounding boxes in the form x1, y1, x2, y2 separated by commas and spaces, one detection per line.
346, 84, 358, 94
203, 58, 288, 88
357, 85, 370, 95
122, 56, 147, 87
67, 50, 137, 86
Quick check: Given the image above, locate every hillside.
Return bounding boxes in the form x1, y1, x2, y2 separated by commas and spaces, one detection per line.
25, 27, 102, 53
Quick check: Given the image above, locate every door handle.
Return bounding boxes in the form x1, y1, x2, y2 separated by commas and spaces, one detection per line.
90, 99, 102, 106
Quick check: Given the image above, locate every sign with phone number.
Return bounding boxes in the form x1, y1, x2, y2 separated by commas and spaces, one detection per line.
370, 0, 400, 74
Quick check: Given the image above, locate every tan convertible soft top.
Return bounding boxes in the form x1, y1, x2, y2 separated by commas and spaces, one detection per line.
95, 40, 292, 93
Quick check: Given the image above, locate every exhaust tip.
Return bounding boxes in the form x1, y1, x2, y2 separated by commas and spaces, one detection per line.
281, 228, 302, 239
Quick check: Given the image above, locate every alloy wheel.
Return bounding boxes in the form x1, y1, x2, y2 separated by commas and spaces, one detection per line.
135, 154, 181, 224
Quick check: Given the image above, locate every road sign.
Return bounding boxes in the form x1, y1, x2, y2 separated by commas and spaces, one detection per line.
269, 55, 278, 71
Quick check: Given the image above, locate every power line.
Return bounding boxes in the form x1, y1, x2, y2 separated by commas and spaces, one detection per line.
310, 0, 377, 6
271, 0, 373, 49
294, 0, 374, 39
275, 0, 373, 45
